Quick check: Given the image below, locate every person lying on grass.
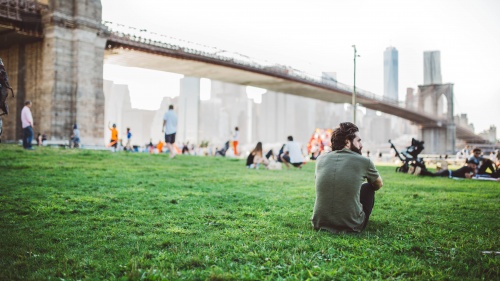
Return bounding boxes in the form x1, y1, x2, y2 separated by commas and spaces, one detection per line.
419, 157, 478, 179
417, 157, 499, 181
311, 122, 383, 233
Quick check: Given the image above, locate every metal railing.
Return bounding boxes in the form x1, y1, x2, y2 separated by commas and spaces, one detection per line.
103, 21, 408, 107
0, 0, 46, 20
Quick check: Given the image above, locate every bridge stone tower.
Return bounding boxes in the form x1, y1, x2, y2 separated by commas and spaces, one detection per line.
37, 0, 108, 145
0, 0, 107, 145
416, 51, 456, 155
417, 83, 456, 154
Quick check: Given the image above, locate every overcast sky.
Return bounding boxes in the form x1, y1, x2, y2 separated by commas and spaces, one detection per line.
101, 0, 500, 137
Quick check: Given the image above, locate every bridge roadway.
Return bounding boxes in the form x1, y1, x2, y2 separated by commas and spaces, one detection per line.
102, 24, 486, 143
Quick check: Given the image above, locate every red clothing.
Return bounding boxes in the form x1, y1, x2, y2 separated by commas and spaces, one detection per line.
233, 141, 239, 155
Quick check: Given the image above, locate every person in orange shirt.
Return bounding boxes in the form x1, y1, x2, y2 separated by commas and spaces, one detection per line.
157, 140, 164, 153
107, 122, 118, 151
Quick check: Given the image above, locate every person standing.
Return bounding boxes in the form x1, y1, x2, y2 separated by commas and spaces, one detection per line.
232, 126, 239, 156
311, 122, 383, 233
70, 123, 80, 148
21, 100, 34, 150
280, 136, 305, 169
107, 122, 118, 152
162, 104, 178, 159
36, 133, 42, 146
124, 127, 133, 151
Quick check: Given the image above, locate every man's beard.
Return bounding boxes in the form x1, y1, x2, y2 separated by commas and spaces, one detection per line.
350, 143, 362, 155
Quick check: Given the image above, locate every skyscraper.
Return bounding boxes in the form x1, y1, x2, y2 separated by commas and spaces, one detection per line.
384, 47, 399, 101
423, 51, 442, 85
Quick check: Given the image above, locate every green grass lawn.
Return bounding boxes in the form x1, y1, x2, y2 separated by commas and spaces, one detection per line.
0, 144, 499, 280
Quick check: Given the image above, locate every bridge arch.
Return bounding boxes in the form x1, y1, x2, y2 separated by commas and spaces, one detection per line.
437, 94, 448, 117
417, 84, 456, 154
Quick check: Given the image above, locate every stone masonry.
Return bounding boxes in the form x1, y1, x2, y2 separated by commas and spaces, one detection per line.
0, 0, 107, 145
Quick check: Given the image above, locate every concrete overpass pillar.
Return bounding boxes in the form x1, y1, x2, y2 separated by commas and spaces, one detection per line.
38, 0, 107, 145
178, 77, 200, 144
420, 123, 456, 155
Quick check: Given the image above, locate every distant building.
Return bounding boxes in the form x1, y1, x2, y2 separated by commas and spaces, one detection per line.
103, 80, 160, 147
405, 88, 416, 109
178, 77, 200, 144
478, 125, 497, 143
423, 51, 442, 85
454, 113, 474, 131
383, 47, 398, 101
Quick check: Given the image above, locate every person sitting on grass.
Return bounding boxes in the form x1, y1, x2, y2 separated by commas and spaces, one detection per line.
311, 122, 383, 233
468, 147, 499, 177
280, 136, 305, 169
246, 142, 269, 169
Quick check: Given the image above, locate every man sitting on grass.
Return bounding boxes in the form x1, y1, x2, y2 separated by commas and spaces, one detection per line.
468, 147, 499, 178
311, 122, 383, 233
280, 136, 305, 169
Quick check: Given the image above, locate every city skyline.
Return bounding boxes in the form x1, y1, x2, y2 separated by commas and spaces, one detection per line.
101, 0, 500, 138
103, 77, 420, 154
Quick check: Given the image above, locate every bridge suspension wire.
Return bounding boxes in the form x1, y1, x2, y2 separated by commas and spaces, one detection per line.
103, 21, 413, 110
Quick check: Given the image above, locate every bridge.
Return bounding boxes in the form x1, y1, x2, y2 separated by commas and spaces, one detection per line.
0, 0, 490, 153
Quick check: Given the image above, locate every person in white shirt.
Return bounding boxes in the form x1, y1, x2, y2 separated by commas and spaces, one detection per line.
280, 135, 305, 169
21, 100, 34, 150
162, 104, 178, 159
232, 126, 239, 156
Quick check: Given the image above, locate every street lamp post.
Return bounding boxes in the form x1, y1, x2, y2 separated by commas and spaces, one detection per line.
352, 45, 359, 124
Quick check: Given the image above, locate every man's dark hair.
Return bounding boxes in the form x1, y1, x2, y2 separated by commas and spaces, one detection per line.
472, 147, 481, 154
287, 136, 293, 141
331, 122, 359, 151
168, 105, 174, 110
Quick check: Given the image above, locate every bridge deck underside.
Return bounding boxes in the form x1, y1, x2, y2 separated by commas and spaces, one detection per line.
105, 48, 354, 103
104, 48, 486, 143
105, 49, 434, 121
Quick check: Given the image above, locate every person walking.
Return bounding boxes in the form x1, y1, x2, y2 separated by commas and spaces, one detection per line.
162, 104, 178, 159
21, 100, 34, 150
107, 122, 118, 152
311, 122, 383, 233
124, 127, 133, 151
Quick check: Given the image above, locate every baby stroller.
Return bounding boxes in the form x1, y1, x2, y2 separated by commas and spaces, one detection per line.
215, 141, 230, 157
389, 138, 426, 173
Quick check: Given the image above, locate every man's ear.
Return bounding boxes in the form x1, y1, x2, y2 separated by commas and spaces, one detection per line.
344, 139, 351, 149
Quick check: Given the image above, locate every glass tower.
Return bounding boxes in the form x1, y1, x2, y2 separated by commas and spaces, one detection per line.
384, 47, 399, 101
